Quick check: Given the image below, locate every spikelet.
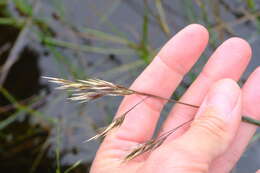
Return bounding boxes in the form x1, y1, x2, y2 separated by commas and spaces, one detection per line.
83, 115, 125, 142
124, 135, 167, 162
84, 97, 148, 142
124, 119, 193, 161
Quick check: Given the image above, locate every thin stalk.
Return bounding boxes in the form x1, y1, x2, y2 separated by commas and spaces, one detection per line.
55, 123, 61, 173
137, 91, 260, 127
134, 91, 199, 108
135, 91, 260, 126
242, 116, 260, 126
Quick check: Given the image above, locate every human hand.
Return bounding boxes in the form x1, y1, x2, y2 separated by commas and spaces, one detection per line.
90, 24, 260, 173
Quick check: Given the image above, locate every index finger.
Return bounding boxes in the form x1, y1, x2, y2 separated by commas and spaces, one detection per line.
110, 24, 209, 144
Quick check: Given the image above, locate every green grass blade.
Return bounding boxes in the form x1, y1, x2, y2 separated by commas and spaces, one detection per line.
0, 17, 25, 27
0, 87, 57, 124
98, 0, 121, 25
42, 37, 135, 55
0, 0, 7, 5
0, 109, 25, 130
55, 124, 61, 173
64, 160, 82, 173
138, 8, 150, 64
81, 28, 132, 45
251, 132, 260, 144
182, 0, 198, 22
13, 0, 33, 16
246, 0, 256, 10
155, 0, 171, 36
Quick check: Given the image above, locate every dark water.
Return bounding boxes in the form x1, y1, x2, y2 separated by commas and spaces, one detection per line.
0, 0, 259, 172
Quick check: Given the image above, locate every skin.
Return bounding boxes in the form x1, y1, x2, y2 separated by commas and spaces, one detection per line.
90, 24, 260, 173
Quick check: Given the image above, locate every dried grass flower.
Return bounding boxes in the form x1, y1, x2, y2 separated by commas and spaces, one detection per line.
124, 119, 193, 161
43, 77, 135, 102
84, 115, 125, 142
83, 97, 147, 142
43, 76, 198, 107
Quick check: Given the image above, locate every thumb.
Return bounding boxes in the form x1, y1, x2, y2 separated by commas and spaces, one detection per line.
174, 79, 242, 166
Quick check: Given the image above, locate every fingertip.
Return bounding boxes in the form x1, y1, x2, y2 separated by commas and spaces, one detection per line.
243, 66, 260, 96
246, 66, 260, 84
223, 37, 252, 58
213, 78, 240, 93
202, 37, 251, 80
243, 67, 260, 118
209, 78, 241, 119
158, 23, 209, 74
199, 78, 241, 121
184, 23, 209, 40
178, 24, 209, 47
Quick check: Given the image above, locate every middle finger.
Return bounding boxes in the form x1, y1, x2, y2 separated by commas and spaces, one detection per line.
160, 37, 251, 140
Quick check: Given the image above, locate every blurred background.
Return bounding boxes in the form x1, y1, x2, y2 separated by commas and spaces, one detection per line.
0, 0, 259, 172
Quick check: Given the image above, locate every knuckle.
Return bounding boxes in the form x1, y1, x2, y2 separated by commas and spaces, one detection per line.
192, 109, 229, 142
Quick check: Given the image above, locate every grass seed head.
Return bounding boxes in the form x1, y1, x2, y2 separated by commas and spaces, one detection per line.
43, 76, 135, 102
124, 119, 193, 161
124, 134, 168, 161
83, 115, 125, 142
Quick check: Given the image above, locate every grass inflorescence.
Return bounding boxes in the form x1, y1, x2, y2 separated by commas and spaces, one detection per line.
43, 76, 135, 102
124, 118, 193, 161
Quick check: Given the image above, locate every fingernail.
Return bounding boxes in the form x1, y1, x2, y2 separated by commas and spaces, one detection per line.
204, 79, 240, 120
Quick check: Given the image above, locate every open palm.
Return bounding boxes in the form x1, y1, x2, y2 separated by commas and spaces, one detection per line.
90, 24, 260, 173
